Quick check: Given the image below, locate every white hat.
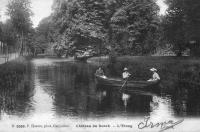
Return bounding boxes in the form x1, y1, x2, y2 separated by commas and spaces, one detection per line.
150, 68, 157, 72
124, 67, 128, 71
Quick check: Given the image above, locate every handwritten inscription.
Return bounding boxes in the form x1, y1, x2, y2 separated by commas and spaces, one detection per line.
138, 116, 184, 132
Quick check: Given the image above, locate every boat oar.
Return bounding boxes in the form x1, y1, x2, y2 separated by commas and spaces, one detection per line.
120, 75, 131, 91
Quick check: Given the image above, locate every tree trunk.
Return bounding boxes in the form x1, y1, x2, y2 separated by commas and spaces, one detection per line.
20, 31, 24, 56
108, 26, 117, 63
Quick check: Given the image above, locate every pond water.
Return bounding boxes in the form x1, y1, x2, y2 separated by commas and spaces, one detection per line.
0, 57, 200, 131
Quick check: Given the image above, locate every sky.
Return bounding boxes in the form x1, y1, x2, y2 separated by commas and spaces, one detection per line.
0, 0, 54, 27
157, 0, 168, 15
0, 0, 168, 28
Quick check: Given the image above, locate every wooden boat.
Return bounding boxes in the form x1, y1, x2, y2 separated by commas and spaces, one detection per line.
75, 55, 92, 61
74, 50, 93, 61
95, 75, 160, 93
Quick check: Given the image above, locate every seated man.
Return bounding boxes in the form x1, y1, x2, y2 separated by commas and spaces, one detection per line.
148, 68, 160, 81
95, 67, 107, 78
122, 67, 131, 80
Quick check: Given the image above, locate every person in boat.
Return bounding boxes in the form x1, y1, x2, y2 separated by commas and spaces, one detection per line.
122, 67, 131, 80
95, 67, 107, 78
148, 68, 160, 81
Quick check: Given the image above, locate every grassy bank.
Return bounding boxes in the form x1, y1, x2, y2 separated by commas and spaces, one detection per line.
0, 57, 28, 89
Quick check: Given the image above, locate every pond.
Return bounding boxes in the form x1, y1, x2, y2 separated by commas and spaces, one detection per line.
0, 57, 200, 131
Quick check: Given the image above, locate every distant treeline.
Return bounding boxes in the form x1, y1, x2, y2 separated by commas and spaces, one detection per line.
0, 0, 200, 57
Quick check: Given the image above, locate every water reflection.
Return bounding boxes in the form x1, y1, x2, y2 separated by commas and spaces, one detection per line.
122, 93, 130, 111
97, 90, 107, 104
171, 82, 200, 116
150, 95, 175, 121
0, 61, 34, 119
32, 60, 100, 118
0, 58, 200, 121
31, 76, 55, 120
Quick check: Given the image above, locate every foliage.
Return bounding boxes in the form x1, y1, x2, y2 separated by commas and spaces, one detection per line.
50, 0, 160, 56
6, 0, 33, 34
0, 57, 27, 89
32, 17, 54, 55
6, 0, 33, 55
52, 43, 67, 57
0, 22, 2, 41
36, 16, 58, 43
110, 0, 160, 55
163, 0, 200, 56
0, 20, 17, 46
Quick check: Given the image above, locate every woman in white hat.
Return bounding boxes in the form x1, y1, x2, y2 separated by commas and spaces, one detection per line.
148, 68, 160, 81
122, 67, 131, 79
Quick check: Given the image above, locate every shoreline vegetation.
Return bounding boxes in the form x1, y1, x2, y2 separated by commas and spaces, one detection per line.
0, 56, 28, 90
1, 0, 200, 61
88, 55, 200, 65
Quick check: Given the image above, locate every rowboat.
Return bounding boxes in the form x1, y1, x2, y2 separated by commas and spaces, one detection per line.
74, 51, 93, 61
95, 75, 160, 93
75, 55, 92, 61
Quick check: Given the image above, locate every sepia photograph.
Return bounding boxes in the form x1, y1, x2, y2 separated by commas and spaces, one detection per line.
0, 0, 200, 131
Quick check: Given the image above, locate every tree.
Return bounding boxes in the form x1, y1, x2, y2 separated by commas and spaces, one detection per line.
0, 22, 2, 41
184, 0, 200, 56
1, 20, 17, 46
163, 0, 200, 56
36, 16, 58, 43
110, 0, 160, 55
32, 16, 61, 56
163, 0, 187, 56
50, 0, 160, 56
0, 20, 18, 56
6, 0, 33, 55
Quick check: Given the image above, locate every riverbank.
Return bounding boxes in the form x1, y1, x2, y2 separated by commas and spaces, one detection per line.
88, 55, 200, 65
0, 56, 29, 91
0, 53, 20, 65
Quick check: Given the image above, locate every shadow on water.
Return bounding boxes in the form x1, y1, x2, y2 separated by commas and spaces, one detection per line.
0, 57, 200, 120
